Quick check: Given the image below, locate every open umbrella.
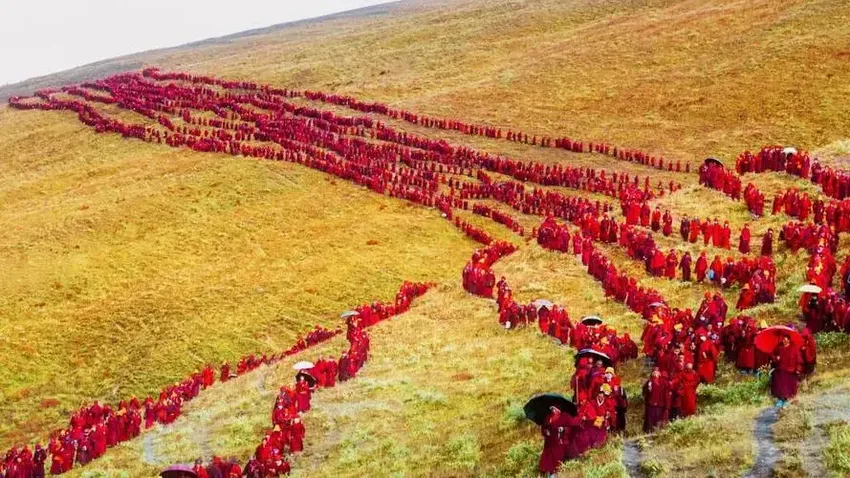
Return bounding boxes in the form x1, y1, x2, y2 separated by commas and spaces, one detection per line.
523, 394, 577, 425
754, 325, 803, 354
575, 349, 612, 367
340, 310, 360, 319
782, 147, 798, 156
704, 157, 724, 167
295, 371, 318, 387
797, 284, 822, 294
648, 302, 667, 309
580, 315, 603, 326
160, 465, 197, 478
293, 361, 315, 371
531, 299, 554, 311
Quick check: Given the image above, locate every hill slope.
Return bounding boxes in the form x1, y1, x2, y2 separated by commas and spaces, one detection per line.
3, 0, 850, 477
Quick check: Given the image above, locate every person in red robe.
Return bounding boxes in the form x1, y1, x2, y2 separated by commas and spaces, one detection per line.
800, 328, 817, 376
672, 362, 700, 418
538, 407, 571, 477
736, 284, 755, 311
294, 376, 313, 413
695, 252, 708, 282
761, 229, 774, 256
289, 417, 306, 453
739, 225, 751, 254
680, 252, 692, 281
579, 388, 612, 449
771, 335, 802, 406
643, 369, 670, 432
665, 250, 678, 279
696, 335, 718, 384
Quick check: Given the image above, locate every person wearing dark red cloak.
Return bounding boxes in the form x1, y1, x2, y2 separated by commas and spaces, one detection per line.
672, 362, 700, 419
665, 250, 678, 279
643, 368, 671, 432
579, 387, 612, 449
761, 229, 774, 256
538, 407, 571, 477
695, 252, 708, 282
739, 225, 751, 254
696, 335, 718, 384
799, 328, 817, 376
770, 335, 803, 407
680, 252, 692, 281
294, 376, 313, 413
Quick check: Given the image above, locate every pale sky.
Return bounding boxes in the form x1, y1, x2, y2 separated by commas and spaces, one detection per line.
0, 0, 395, 86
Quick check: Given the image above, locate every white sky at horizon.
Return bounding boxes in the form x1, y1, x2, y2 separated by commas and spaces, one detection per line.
0, 0, 395, 86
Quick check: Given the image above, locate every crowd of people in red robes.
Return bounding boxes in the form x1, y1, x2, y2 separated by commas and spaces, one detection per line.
0, 324, 340, 477
187, 281, 432, 477
699, 161, 742, 200
461, 241, 518, 297
736, 145, 850, 200
471, 204, 525, 236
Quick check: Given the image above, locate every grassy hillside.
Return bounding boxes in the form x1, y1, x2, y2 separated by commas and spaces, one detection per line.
3, 0, 850, 476
0, 106, 478, 448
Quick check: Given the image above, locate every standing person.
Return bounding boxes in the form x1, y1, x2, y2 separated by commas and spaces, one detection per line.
771, 335, 802, 407
538, 407, 571, 477
643, 368, 671, 432
739, 225, 751, 254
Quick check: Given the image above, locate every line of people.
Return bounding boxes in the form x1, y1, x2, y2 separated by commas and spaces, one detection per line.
0, 326, 340, 477
736, 145, 850, 200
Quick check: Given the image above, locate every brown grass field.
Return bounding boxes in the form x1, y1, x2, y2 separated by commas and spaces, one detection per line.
3, 0, 850, 476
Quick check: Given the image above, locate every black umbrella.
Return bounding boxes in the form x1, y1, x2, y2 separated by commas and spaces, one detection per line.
296, 371, 317, 387
704, 157, 724, 167
580, 315, 603, 326
523, 394, 577, 425
160, 465, 197, 478
575, 348, 613, 367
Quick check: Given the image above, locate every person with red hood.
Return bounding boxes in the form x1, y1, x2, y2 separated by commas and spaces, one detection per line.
643, 368, 671, 432
579, 387, 613, 449
771, 334, 803, 407
736, 283, 756, 311
193, 458, 210, 478
800, 328, 817, 376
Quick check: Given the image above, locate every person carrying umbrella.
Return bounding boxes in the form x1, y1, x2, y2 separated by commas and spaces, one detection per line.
770, 333, 804, 407
755, 326, 804, 407
537, 406, 574, 477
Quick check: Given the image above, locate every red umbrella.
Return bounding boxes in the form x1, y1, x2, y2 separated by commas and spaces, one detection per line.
754, 326, 803, 354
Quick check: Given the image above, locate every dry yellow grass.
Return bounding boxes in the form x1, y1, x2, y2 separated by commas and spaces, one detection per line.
4, 0, 850, 475
0, 106, 478, 448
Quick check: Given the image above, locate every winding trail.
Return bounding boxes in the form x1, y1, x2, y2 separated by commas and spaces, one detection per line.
622, 438, 646, 478
799, 390, 850, 477
745, 407, 780, 478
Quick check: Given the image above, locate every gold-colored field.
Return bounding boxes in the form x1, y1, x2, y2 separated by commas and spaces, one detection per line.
3, 0, 850, 476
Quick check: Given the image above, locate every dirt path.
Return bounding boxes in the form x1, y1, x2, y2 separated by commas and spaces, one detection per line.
745, 407, 781, 478
799, 390, 850, 477
622, 438, 646, 478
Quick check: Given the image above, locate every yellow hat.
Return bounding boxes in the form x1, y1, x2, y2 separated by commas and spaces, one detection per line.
594, 416, 605, 427
760, 320, 768, 329
673, 323, 683, 331
601, 384, 613, 395
605, 367, 615, 375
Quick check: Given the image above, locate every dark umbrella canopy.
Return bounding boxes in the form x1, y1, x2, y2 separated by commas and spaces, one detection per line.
580, 315, 603, 326
754, 326, 803, 354
704, 157, 724, 167
523, 394, 577, 425
575, 348, 613, 367
161, 465, 197, 478
296, 371, 318, 387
